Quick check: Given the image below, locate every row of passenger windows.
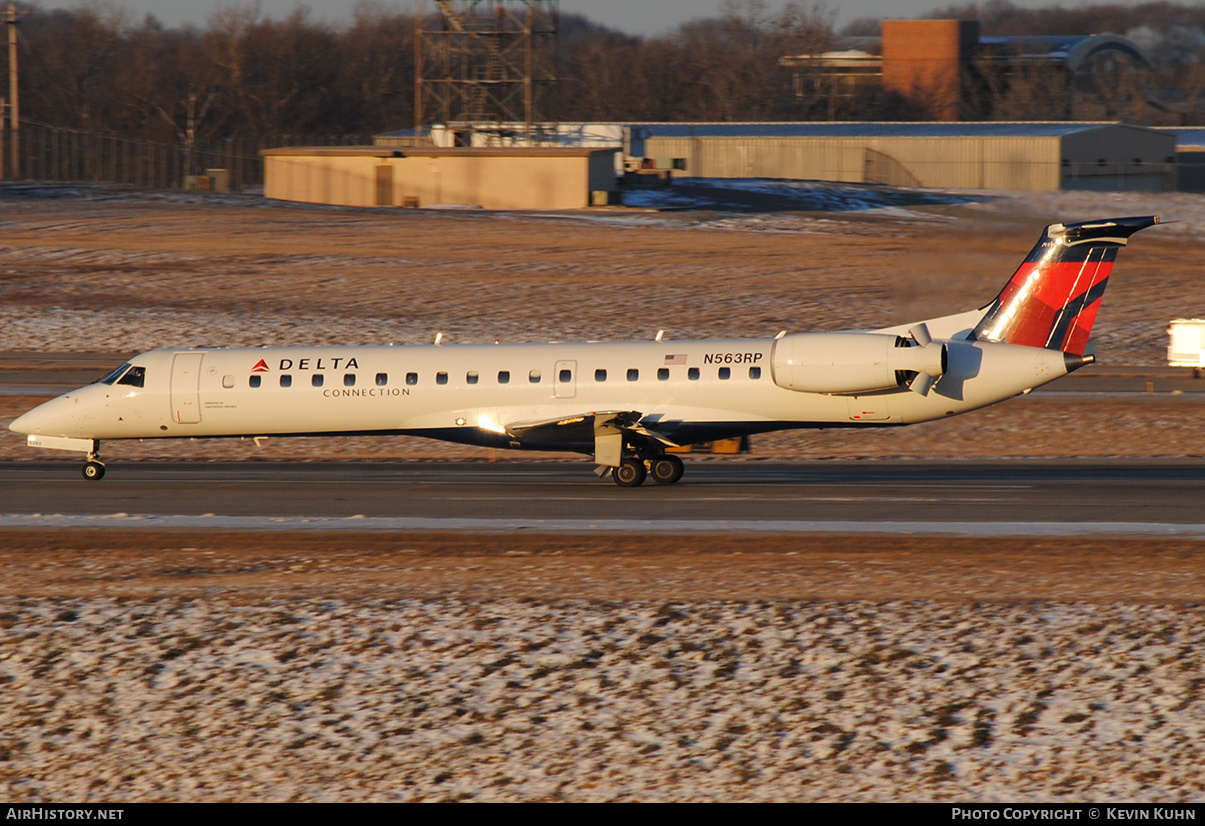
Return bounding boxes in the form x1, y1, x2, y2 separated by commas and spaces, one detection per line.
594, 366, 762, 382
244, 366, 763, 388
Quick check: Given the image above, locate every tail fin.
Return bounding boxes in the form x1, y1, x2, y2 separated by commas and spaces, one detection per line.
971, 216, 1158, 355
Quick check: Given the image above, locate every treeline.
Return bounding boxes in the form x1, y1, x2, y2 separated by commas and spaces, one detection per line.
7, 0, 1205, 144
13, 4, 418, 143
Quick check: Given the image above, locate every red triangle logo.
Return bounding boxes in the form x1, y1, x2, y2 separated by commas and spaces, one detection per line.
251, 359, 270, 373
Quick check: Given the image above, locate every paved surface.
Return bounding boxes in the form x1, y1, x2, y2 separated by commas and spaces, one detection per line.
3, 460, 1204, 531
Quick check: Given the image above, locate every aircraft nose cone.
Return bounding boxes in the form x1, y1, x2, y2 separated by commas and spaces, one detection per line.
9, 408, 38, 435
8, 395, 72, 436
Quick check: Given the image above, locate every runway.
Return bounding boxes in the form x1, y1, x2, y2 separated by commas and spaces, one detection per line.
3, 459, 1204, 536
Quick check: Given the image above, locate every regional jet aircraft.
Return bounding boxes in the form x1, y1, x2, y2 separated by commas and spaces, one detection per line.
10, 216, 1157, 486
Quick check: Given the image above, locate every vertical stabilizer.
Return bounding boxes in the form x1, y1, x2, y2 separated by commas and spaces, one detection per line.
971, 216, 1158, 355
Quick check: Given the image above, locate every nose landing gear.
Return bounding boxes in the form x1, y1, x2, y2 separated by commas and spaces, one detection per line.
83, 441, 106, 481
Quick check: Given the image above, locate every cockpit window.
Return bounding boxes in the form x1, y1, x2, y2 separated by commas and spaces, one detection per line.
99, 363, 133, 385
117, 366, 146, 388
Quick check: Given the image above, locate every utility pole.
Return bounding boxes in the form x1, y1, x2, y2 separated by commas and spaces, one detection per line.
6, 2, 19, 180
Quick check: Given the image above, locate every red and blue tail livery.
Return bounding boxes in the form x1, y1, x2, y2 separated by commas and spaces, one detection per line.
971, 216, 1158, 355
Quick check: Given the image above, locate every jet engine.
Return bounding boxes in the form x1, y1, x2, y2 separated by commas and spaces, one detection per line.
770, 327, 947, 396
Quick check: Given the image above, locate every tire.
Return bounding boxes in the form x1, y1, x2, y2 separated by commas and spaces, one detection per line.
82, 461, 106, 481
651, 456, 684, 485
613, 457, 647, 487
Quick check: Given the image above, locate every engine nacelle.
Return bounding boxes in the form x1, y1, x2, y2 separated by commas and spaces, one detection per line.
771, 331, 947, 395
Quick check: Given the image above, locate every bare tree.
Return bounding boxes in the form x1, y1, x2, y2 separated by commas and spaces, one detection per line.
19, 5, 129, 130
332, 4, 416, 133
12, 0, 1205, 140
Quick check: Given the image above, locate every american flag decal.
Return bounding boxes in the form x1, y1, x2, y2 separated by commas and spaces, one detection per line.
664, 354, 687, 365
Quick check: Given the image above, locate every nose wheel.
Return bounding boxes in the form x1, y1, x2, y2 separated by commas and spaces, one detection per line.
83, 442, 106, 480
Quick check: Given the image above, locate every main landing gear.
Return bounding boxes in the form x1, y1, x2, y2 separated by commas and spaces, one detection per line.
83, 441, 106, 481
612, 454, 684, 488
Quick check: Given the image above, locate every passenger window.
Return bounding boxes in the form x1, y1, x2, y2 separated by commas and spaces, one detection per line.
376, 373, 388, 386
595, 369, 607, 382
749, 366, 761, 380
529, 370, 541, 384
222, 375, 234, 389
498, 371, 510, 384
658, 368, 669, 381
718, 367, 730, 380
249, 375, 262, 388
280, 374, 292, 388
344, 374, 356, 387
117, 366, 146, 388
627, 368, 639, 382
688, 367, 700, 381
312, 374, 324, 387
559, 369, 572, 383
437, 372, 448, 385
467, 371, 479, 385
406, 372, 418, 386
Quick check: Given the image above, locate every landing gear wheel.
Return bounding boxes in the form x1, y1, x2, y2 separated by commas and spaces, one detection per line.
613, 457, 647, 487
82, 461, 106, 481
651, 455, 685, 485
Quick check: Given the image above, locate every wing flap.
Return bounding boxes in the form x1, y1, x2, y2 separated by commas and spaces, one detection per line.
504, 410, 680, 448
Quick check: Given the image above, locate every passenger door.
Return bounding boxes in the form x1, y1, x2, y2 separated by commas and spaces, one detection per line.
171, 352, 204, 424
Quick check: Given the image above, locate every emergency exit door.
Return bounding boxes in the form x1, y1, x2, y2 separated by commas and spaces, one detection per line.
554, 360, 577, 399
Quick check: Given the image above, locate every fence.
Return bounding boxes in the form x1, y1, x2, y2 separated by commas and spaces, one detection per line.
0, 123, 375, 190
0, 121, 1196, 193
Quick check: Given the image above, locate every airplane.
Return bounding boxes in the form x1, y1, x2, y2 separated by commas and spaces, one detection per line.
9, 215, 1157, 487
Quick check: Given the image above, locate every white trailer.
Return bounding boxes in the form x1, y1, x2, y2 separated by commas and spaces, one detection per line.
1168, 318, 1205, 371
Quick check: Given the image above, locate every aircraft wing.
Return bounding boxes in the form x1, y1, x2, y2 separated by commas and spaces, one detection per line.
504, 410, 680, 448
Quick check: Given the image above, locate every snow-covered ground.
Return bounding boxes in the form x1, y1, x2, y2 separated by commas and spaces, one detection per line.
621, 178, 1205, 240
2, 597, 1203, 802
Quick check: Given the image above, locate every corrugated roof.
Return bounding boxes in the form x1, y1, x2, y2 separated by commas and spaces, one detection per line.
627, 121, 1139, 139
261, 146, 617, 158
1154, 127, 1205, 149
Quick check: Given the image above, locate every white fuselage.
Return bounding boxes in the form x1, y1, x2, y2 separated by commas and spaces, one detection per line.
11, 324, 1074, 454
